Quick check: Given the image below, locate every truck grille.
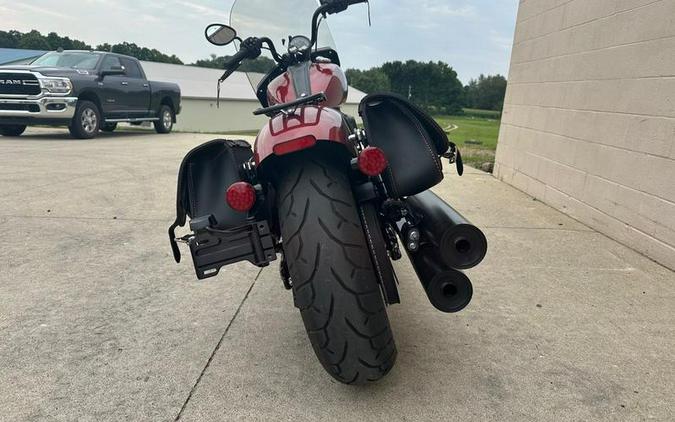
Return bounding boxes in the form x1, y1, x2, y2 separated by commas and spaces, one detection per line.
0, 73, 41, 96
0, 103, 40, 112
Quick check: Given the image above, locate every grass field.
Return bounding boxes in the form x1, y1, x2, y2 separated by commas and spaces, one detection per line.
433, 114, 501, 170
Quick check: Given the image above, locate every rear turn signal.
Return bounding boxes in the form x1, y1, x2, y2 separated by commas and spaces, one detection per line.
226, 182, 256, 212
358, 147, 388, 176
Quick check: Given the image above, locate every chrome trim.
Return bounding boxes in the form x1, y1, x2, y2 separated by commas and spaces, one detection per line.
0, 97, 78, 119
38, 76, 73, 96
0, 71, 73, 98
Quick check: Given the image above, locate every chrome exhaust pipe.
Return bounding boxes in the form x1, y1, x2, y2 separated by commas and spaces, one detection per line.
406, 190, 487, 270
406, 245, 473, 313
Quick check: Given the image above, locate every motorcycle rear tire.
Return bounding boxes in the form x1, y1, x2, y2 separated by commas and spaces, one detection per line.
277, 155, 397, 384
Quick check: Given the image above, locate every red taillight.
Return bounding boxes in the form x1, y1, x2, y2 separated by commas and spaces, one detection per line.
358, 147, 388, 176
273, 135, 317, 156
226, 182, 256, 212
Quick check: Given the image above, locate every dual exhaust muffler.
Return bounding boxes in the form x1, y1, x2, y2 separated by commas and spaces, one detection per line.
407, 244, 475, 313
402, 190, 487, 313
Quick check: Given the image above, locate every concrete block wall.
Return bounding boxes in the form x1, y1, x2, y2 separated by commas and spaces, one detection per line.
495, 0, 675, 269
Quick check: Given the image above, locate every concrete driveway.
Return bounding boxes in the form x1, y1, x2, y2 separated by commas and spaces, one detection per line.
1, 128, 673, 421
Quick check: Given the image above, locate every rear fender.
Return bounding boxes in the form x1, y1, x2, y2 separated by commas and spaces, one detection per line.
254, 106, 354, 167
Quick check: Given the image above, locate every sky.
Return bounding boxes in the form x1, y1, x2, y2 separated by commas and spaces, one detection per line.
0, 0, 518, 83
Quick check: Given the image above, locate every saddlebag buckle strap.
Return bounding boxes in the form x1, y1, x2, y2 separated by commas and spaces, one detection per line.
443, 143, 464, 176
169, 222, 182, 263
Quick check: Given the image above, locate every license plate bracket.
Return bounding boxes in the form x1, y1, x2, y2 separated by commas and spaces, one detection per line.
189, 221, 277, 279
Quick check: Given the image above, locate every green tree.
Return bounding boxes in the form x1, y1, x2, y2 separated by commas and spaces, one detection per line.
464, 74, 507, 111
0, 30, 21, 48
17, 30, 51, 50
379, 60, 465, 114
45, 32, 91, 50
95, 42, 183, 64
1, 30, 182, 64
193, 54, 222, 68
345, 68, 391, 93
71, 39, 90, 50
46, 32, 69, 49
97, 43, 113, 53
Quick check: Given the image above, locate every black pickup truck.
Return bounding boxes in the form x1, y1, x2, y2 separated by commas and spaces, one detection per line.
0, 50, 181, 139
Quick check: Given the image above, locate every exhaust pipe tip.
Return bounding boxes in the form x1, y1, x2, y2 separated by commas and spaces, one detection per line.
405, 244, 475, 314
426, 268, 473, 313
441, 225, 488, 270
406, 190, 488, 270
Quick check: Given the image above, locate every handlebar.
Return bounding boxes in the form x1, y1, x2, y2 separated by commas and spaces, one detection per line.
260, 37, 283, 62
220, 37, 282, 82
217, 38, 261, 105
221, 47, 253, 73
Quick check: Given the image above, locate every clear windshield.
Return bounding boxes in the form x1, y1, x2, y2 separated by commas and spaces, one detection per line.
32, 52, 101, 70
230, 0, 336, 89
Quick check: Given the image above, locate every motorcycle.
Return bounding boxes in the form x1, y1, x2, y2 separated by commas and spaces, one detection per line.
168, 0, 487, 384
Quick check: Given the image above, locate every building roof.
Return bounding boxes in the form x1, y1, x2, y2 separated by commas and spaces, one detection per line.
140, 61, 366, 104
140, 61, 259, 101
0, 48, 47, 65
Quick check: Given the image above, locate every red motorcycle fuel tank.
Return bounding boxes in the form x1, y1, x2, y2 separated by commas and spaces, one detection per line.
267, 63, 348, 108
254, 106, 352, 166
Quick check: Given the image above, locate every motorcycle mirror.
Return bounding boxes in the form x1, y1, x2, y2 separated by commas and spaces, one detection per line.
205, 24, 237, 46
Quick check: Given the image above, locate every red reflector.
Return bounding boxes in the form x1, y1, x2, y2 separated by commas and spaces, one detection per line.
273, 135, 317, 156
226, 182, 256, 212
358, 146, 388, 176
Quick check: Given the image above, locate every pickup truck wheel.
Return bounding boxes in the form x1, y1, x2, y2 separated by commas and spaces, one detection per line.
69, 101, 101, 139
154, 105, 174, 134
101, 123, 117, 133
0, 125, 27, 137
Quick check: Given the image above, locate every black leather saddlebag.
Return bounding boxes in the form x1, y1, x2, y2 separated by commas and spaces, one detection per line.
168, 139, 253, 262
359, 93, 456, 198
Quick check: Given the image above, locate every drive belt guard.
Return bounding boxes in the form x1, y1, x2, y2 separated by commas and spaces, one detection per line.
187, 221, 277, 280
